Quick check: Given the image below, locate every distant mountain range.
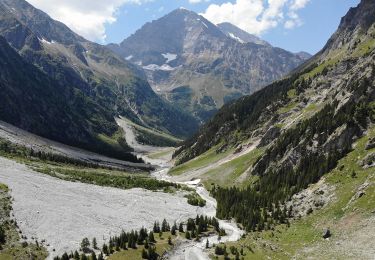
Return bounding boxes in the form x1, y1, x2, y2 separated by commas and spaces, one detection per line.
0, 0, 198, 159
109, 8, 311, 122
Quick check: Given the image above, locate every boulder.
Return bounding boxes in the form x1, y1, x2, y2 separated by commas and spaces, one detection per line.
365, 138, 375, 150
361, 152, 375, 169
322, 228, 331, 239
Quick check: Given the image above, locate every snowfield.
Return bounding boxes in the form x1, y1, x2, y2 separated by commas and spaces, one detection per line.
0, 157, 209, 259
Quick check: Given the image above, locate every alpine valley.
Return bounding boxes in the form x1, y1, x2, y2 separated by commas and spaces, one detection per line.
0, 0, 374, 260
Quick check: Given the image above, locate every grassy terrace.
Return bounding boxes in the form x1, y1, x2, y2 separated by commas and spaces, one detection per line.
148, 148, 175, 160
31, 162, 178, 192
216, 126, 375, 259
170, 144, 234, 176
123, 118, 182, 147
0, 138, 179, 192
0, 184, 48, 260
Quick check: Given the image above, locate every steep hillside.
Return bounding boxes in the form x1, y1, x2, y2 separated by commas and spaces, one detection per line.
0, 0, 198, 140
173, 0, 375, 250
0, 36, 140, 162
109, 8, 308, 122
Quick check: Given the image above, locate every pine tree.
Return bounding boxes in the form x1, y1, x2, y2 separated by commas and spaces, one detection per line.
153, 222, 160, 233
91, 252, 97, 260
98, 253, 104, 260
61, 253, 69, 260
185, 231, 191, 240
171, 224, 177, 236
148, 246, 157, 260
206, 239, 209, 249
149, 232, 156, 243
141, 248, 148, 259
179, 223, 184, 232
102, 244, 109, 256
92, 238, 98, 249
162, 219, 169, 232
81, 254, 88, 260
74, 251, 80, 260
80, 238, 90, 251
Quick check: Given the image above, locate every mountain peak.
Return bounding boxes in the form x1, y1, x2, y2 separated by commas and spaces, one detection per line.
167, 7, 200, 18
321, 0, 375, 57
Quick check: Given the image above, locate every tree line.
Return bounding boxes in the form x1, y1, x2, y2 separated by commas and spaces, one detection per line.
53, 215, 223, 260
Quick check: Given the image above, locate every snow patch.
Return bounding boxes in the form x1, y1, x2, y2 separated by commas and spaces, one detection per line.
162, 53, 177, 63
125, 55, 133, 61
38, 38, 54, 45
228, 33, 245, 44
143, 64, 176, 71
202, 22, 208, 29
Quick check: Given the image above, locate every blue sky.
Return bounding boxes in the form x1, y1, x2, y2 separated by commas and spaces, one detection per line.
29, 0, 360, 55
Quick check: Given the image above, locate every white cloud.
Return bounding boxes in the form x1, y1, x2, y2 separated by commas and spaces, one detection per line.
201, 0, 310, 35
284, 0, 310, 29
290, 0, 310, 10
188, 0, 210, 3
26, 0, 152, 42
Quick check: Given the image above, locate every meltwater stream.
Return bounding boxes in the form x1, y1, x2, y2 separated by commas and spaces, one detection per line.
117, 117, 244, 259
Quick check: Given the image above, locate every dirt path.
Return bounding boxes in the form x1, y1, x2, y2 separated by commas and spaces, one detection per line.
0, 157, 208, 259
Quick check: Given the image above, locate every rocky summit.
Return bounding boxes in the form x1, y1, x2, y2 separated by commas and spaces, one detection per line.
109, 8, 309, 122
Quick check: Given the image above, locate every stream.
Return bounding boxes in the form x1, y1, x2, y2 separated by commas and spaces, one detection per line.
117, 118, 244, 260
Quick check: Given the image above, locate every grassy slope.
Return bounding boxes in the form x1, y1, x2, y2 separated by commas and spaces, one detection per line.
216, 126, 375, 259
125, 118, 182, 147
169, 144, 234, 176
0, 184, 48, 260
200, 148, 265, 189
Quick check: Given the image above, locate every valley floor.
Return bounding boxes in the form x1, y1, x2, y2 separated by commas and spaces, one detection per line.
0, 157, 208, 259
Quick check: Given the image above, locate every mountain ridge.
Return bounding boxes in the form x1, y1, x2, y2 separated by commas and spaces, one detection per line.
109, 8, 309, 122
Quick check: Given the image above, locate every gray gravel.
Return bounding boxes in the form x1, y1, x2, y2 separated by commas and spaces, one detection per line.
0, 157, 207, 259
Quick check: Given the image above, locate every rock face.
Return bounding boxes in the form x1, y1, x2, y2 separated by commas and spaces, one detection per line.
109, 8, 308, 122
0, 0, 198, 141
286, 178, 336, 218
